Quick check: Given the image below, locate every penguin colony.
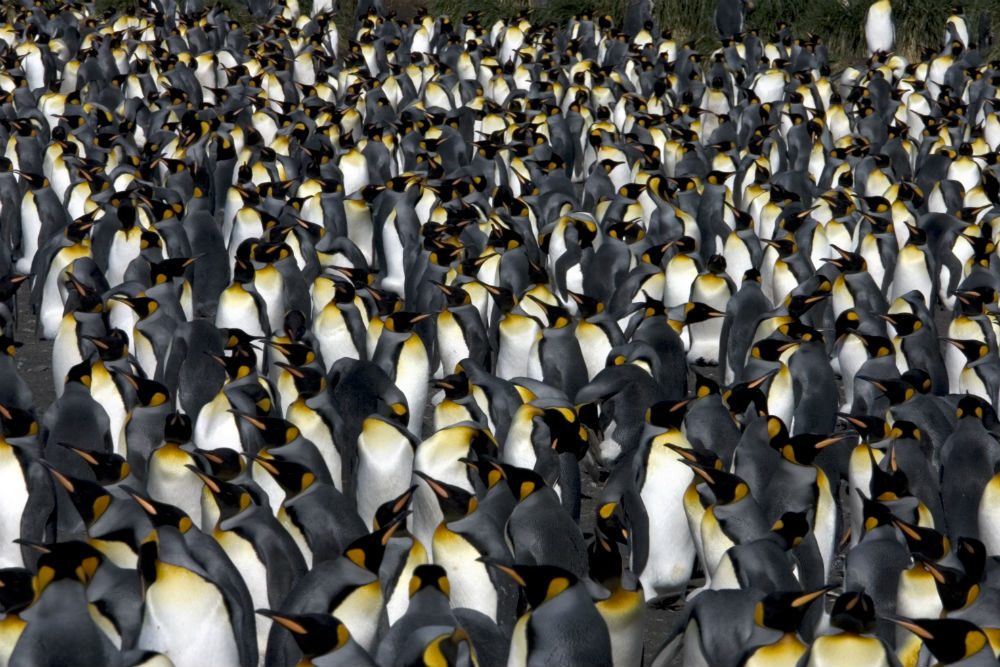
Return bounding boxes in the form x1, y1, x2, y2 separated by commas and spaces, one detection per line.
1, 0, 1000, 664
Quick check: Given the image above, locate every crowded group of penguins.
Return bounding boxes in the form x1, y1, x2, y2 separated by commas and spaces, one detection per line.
5, 0, 1000, 664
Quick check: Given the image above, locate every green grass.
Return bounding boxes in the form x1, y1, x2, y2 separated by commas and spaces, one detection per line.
422, 0, 999, 63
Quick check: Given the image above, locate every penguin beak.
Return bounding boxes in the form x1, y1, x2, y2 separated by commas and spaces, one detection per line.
940, 337, 964, 350
884, 616, 934, 640
813, 433, 852, 449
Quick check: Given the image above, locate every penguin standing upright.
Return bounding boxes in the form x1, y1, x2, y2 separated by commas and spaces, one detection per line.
866, 0, 895, 54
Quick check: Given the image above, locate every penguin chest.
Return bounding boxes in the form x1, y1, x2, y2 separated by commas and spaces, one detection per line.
107, 227, 143, 286
699, 507, 734, 577
436, 310, 469, 376
277, 506, 312, 569
216, 287, 264, 337
432, 526, 497, 621
508, 613, 531, 667
637, 439, 696, 597
978, 476, 1000, 556
596, 587, 645, 667
356, 419, 414, 528
193, 393, 241, 453
576, 322, 613, 381
745, 634, 807, 667
288, 403, 340, 489
90, 364, 127, 455
214, 530, 269, 659
0, 446, 28, 567
147, 450, 204, 528
140, 562, 241, 667
253, 267, 285, 334
393, 336, 430, 433
0, 615, 25, 666
385, 540, 429, 625
52, 314, 83, 398
40, 244, 91, 339
314, 305, 361, 364
497, 316, 540, 380
807, 635, 890, 667
333, 581, 384, 653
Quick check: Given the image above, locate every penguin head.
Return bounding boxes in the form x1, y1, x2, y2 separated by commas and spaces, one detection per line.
785, 289, 829, 318
0, 403, 37, 438
65, 360, 92, 388
901, 369, 932, 395
433, 281, 471, 307
879, 312, 923, 336
681, 301, 726, 325
343, 520, 404, 573
722, 372, 772, 418
839, 413, 890, 442
491, 462, 546, 502
750, 336, 800, 362
754, 588, 831, 633
857, 491, 893, 534
110, 293, 159, 318
856, 334, 895, 359
43, 464, 113, 527
541, 406, 589, 459
829, 590, 877, 634
823, 245, 866, 273
113, 369, 170, 408
483, 560, 578, 609
956, 538, 986, 582
888, 618, 988, 664
525, 295, 573, 329
0, 335, 23, 360
162, 412, 193, 445
0, 568, 33, 614
955, 394, 993, 421
684, 463, 751, 505
594, 500, 629, 546
646, 398, 691, 429
919, 558, 981, 612
56, 444, 130, 486
568, 291, 604, 318
372, 485, 417, 532
257, 611, 351, 659
409, 564, 451, 599
892, 517, 949, 561
953, 286, 996, 315
415, 470, 478, 521
149, 257, 197, 285
129, 490, 195, 534
82, 329, 130, 362
252, 455, 318, 499
188, 467, 255, 523
24, 540, 103, 599
770, 511, 812, 549
384, 311, 432, 333
432, 372, 471, 401
856, 376, 914, 405
275, 362, 325, 398
268, 341, 318, 370
942, 338, 991, 364
234, 413, 300, 447
588, 530, 626, 587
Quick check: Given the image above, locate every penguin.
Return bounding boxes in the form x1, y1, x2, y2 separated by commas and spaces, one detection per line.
799, 591, 901, 667
9, 541, 121, 667
130, 492, 258, 667
192, 470, 307, 663
485, 561, 613, 667
258, 611, 377, 667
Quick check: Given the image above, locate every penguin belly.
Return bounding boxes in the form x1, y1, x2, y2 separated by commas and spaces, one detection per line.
496, 316, 539, 380
394, 337, 430, 435
807, 636, 890, 667
288, 404, 341, 490
432, 527, 498, 621
193, 394, 241, 452
214, 531, 269, 665
596, 587, 645, 667
637, 447, 695, 599
139, 563, 241, 667
0, 447, 28, 568
333, 581, 384, 653
52, 315, 82, 398
313, 306, 362, 368
90, 365, 127, 456
384, 541, 429, 625
436, 310, 470, 377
